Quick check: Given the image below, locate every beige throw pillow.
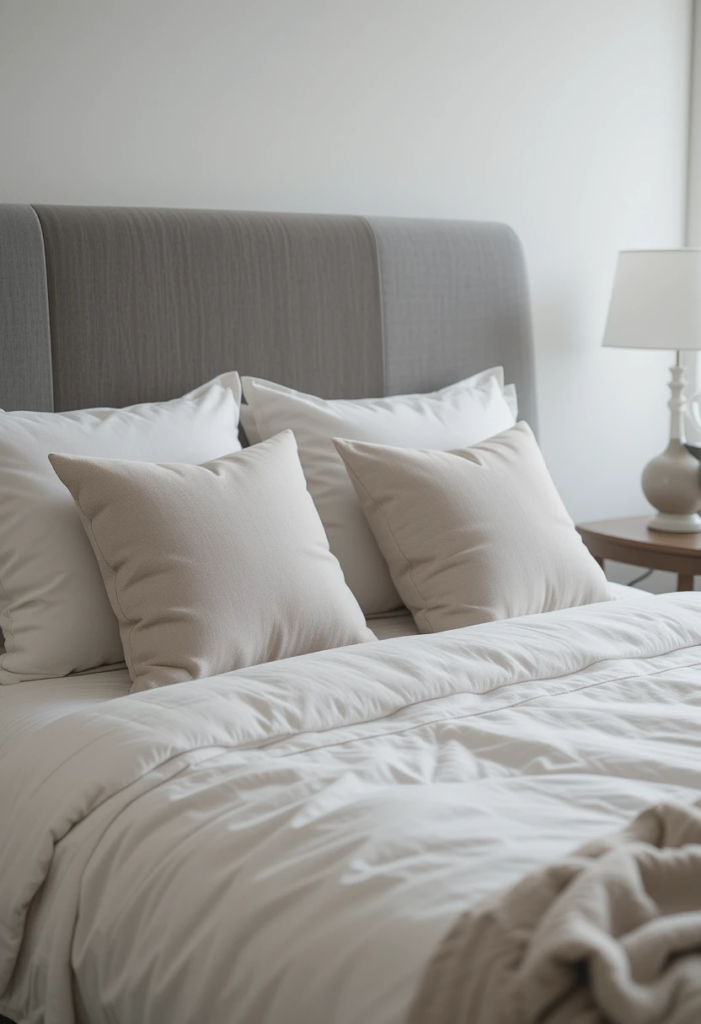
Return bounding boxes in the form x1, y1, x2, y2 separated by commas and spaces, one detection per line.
334, 423, 610, 633
50, 431, 374, 692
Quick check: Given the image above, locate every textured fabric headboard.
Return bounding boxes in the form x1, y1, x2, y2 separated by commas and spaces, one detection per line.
0, 204, 537, 428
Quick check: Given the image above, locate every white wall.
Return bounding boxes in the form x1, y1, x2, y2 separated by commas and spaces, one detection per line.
0, 0, 693, 525
687, 1, 701, 248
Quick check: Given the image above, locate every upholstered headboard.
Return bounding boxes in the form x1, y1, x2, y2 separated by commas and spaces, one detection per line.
0, 205, 537, 426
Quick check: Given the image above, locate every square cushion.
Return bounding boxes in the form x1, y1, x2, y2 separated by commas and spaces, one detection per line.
50, 431, 375, 692
334, 423, 610, 632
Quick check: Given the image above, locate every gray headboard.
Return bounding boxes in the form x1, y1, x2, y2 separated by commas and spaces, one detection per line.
0, 205, 537, 427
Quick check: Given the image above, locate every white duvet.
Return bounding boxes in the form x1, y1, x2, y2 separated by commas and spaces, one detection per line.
2, 593, 701, 1024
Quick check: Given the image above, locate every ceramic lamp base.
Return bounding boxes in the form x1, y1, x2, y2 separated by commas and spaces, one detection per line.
647, 511, 701, 533
641, 436, 701, 533
634, 359, 701, 533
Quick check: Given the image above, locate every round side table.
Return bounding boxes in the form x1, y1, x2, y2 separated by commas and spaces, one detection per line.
577, 516, 701, 592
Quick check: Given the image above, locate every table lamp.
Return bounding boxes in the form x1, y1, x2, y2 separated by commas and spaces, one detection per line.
603, 249, 701, 533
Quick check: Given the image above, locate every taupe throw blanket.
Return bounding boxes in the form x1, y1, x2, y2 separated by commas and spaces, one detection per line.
409, 802, 701, 1024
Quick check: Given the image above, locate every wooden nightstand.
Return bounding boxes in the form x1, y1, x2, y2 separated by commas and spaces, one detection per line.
577, 517, 701, 592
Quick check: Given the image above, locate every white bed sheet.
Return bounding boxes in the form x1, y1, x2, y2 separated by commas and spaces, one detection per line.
367, 583, 652, 640
0, 669, 131, 748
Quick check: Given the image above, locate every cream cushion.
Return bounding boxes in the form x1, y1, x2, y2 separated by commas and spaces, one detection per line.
50, 431, 375, 692
334, 423, 610, 633
242, 369, 516, 615
0, 373, 242, 684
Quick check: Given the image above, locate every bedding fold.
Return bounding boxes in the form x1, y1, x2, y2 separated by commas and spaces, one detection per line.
409, 801, 701, 1024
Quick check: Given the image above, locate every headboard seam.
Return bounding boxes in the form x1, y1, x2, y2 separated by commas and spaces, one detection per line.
0, 205, 53, 412
359, 216, 388, 397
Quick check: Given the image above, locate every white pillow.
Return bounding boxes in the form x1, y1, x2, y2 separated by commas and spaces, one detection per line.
502, 383, 518, 419
242, 369, 516, 614
239, 403, 262, 445
240, 372, 518, 448
0, 373, 242, 684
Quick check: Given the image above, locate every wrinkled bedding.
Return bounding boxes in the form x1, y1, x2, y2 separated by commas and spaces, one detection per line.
0, 583, 652, 745
1, 592, 701, 1024
409, 800, 701, 1024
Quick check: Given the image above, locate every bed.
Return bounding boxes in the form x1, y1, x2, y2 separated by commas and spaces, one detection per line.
0, 205, 699, 1024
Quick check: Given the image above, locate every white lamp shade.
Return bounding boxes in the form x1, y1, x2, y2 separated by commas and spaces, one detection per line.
603, 249, 701, 351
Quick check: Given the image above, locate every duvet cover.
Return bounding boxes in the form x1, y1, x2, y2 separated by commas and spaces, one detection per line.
2, 593, 701, 1024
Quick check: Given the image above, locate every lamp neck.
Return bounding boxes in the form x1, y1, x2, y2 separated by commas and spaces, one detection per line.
669, 352, 687, 443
